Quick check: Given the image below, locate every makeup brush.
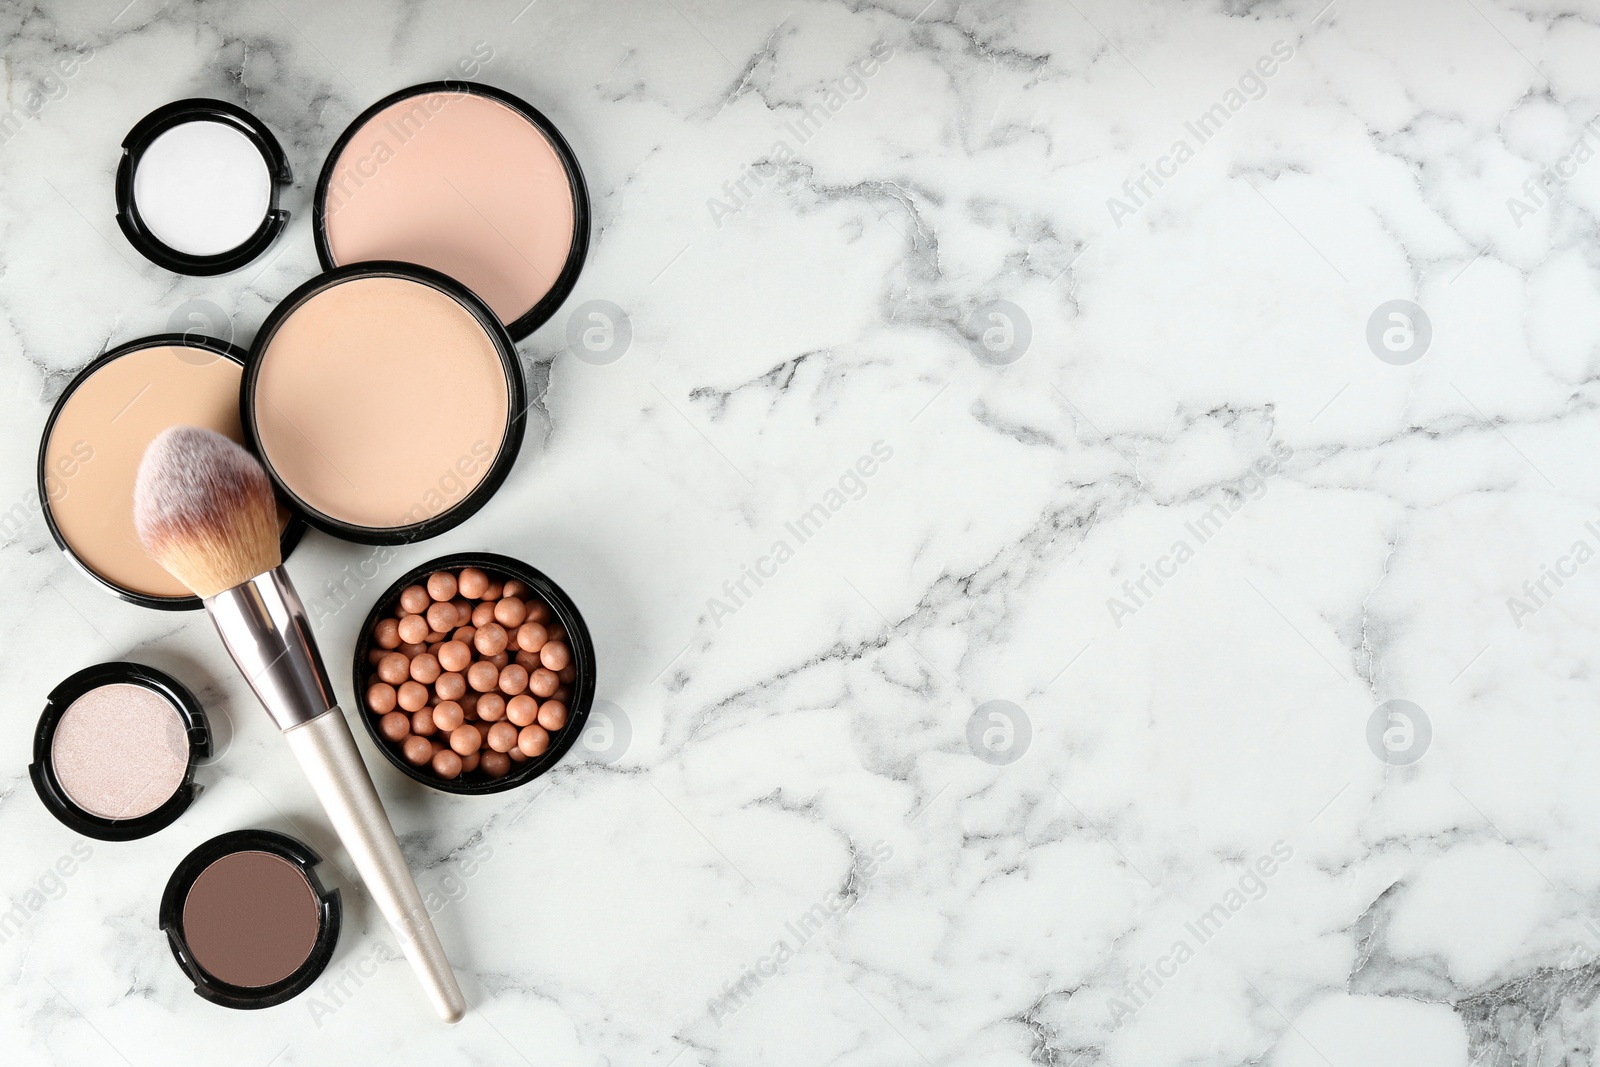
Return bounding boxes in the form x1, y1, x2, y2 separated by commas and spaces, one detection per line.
133, 425, 466, 1023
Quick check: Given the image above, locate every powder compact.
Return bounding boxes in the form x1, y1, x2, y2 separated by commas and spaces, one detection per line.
116, 99, 291, 275
30, 662, 210, 840
38, 334, 302, 609
351, 552, 596, 794
160, 829, 341, 1009
314, 82, 590, 340
242, 262, 524, 543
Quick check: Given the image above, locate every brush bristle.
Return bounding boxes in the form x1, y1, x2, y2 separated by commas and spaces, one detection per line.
134, 426, 282, 599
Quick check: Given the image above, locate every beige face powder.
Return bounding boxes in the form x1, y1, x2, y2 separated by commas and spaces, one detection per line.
319, 88, 580, 331
51, 682, 190, 820
250, 272, 513, 532
42, 344, 292, 602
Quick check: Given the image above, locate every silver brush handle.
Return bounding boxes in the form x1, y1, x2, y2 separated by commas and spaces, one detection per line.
206, 567, 339, 731
283, 709, 467, 1023
206, 567, 466, 1022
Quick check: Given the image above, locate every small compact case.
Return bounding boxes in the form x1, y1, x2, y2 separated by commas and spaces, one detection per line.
161, 829, 341, 1009
116, 98, 292, 275
30, 661, 210, 840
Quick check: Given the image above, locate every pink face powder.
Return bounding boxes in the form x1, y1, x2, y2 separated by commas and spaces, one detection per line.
51, 682, 189, 820
318, 87, 581, 333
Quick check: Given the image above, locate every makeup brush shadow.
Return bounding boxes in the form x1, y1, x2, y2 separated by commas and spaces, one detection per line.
253, 804, 381, 937
338, 724, 454, 865
124, 644, 236, 755
349, 732, 438, 817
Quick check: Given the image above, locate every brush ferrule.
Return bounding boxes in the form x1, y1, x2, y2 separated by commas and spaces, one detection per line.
205, 566, 337, 731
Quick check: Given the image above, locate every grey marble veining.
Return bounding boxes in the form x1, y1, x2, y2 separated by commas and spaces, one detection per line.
2, 0, 1598, 1064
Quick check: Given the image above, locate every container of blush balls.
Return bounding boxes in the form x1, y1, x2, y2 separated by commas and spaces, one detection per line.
351, 553, 595, 794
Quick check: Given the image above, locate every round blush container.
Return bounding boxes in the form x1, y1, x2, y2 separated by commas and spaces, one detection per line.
314, 82, 590, 340
116, 99, 291, 275
30, 662, 210, 841
38, 334, 303, 610
351, 552, 595, 795
160, 829, 340, 1009
243, 263, 524, 544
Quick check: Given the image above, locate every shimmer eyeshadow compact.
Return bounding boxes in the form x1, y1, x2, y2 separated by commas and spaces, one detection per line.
38, 334, 302, 609
161, 829, 341, 1009
314, 82, 589, 340
116, 99, 291, 275
242, 262, 524, 543
30, 662, 210, 840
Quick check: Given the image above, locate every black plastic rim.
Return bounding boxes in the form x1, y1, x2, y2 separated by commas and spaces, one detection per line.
160, 829, 342, 1010
351, 552, 596, 795
29, 661, 211, 841
115, 98, 292, 276
240, 262, 527, 545
311, 80, 591, 341
37, 333, 307, 611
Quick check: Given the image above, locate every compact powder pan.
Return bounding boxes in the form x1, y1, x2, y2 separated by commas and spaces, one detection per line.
116, 99, 291, 275
243, 262, 524, 544
161, 829, 340, 1009
314, 82, 590, 340
30, 662, 210, 841
38, 335, 303, 609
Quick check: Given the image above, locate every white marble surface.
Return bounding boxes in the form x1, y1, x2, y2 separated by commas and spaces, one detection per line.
2, 0, 1599, 1063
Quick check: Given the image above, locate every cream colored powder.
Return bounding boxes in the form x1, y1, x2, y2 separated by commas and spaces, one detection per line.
44, 345, 285, 599
253, 274, 511, 530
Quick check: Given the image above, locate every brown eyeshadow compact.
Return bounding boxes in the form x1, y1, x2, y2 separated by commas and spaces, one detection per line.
160, 829, 340, 1009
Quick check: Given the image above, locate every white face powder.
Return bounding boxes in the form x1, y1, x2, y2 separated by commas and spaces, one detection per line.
132, 120, 272, 256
